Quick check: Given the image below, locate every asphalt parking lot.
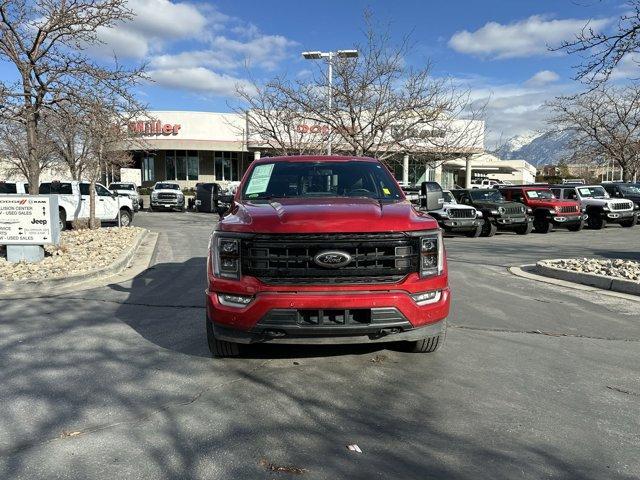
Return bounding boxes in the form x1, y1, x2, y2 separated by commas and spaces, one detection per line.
1, 211, 639, 479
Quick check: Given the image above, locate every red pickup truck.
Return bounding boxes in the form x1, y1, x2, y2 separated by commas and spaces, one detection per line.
205, 156, 450, 357
497, 185, 585, 233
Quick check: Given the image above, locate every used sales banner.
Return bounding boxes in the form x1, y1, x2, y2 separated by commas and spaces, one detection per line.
0, 195, 59, 245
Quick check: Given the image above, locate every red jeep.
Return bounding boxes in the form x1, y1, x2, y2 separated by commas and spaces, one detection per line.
206, 156, 450, 357
497, 185, 585, 233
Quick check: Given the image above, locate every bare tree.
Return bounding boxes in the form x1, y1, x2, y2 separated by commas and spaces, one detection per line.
547, 84, 640, 181
235, 14, 484, 166
0, 116, 57, 182
554, 1, 640, 84
0, 0, 145, 194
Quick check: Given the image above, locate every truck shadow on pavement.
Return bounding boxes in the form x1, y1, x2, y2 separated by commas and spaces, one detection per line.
110, 257, 398, 360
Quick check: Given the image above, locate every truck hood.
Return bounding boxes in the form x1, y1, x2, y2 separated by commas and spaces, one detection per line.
220, 197, 439, 234
473, 200, 524, 212
153, 189, 182, 194
528, 199, 579, 208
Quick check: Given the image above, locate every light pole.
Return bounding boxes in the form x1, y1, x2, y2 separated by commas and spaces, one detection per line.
302, 49, 358, 155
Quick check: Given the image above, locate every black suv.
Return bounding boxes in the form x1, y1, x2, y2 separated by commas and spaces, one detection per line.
601, 182, 640, 209
195, 182, 231, 215
451, 188, 533, 236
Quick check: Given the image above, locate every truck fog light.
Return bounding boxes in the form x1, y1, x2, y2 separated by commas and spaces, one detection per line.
221, 258, 238, 271
411, 290, 441, 305
218, 293, 253, 307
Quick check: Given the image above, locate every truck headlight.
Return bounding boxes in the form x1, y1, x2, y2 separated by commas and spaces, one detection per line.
151, 192, 158, 199
414, 231, 443, 278
476, 210, 483, 218
411, 290, 441, 306
526, 207, 533, 214
603, 204, 610, 211
490, 209, 499, 215
211, 232, 241, 280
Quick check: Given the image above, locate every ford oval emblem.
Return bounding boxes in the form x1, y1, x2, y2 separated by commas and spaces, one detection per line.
313, 250, 353, 268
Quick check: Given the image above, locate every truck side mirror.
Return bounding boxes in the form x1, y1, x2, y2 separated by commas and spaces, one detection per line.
420, 181, 444, 211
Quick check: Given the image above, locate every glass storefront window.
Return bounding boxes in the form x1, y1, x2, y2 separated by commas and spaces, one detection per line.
175, 150, 186, 181
143, 155, 155, 182
214, 151, 239, 181
166, 151, 176, 180
188, 151, 199, 180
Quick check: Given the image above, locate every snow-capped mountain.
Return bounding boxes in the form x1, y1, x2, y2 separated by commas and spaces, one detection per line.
492, 131, 575, 166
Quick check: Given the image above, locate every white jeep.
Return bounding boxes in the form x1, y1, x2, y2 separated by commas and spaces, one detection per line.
550, 184, 636, 229
39, 181, 135, 231
428, 190, 484, 237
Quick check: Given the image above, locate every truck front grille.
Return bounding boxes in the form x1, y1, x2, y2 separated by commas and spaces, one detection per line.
501, 206, 524, 215
242, 233, 420, 285
559, 205, 579, 214
158, 192, 177, 200
611, 202, 632, 211
448, 208, 475, 219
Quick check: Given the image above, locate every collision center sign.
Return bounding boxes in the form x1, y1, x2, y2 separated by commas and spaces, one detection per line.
0, 196, 57, 245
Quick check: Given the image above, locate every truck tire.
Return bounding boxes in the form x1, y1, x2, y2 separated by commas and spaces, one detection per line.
481, 220, 497, 237
405, 325, 446, 353
587, 214, 606, 229
58, 208, 67, 231
515, 222, 533, 235
119, 209, 132, 227
567, 220, 584, 232
533, 217, 553, 233
620, 216, 637, 228
206, 316, 240, 358
464, 223, 483, 238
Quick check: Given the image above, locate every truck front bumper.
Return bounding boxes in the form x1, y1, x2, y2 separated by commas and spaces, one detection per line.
605, 210, 636, 222
496, 216, 533, 228
550, 214, 586, 225
206, 287, 450, 344
151, 198, 185, 209
440, 218, 482, 231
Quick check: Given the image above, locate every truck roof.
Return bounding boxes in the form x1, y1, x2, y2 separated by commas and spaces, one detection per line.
253, 155, 379, 164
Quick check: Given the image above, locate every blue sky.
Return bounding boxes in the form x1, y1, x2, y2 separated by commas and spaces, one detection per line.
1, 0, 631, 147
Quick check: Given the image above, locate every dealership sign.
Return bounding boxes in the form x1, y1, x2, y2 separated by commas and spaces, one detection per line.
0, 196, 59, 245
129, 120, 181, 136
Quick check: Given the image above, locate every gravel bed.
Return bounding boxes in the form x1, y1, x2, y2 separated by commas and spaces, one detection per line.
540, 258, 640, 282
0, 227, 144, 282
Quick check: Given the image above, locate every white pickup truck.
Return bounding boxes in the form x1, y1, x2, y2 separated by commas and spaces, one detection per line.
0, 181, 29, 194
39, 181, 134, 230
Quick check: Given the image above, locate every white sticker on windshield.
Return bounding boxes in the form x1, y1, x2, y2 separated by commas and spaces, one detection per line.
578, 188, 591, 195
528, 191, 538, 198
245, 163, 275, 195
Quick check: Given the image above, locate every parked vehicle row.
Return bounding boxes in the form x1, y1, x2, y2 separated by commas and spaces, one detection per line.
408, 181, 639, 236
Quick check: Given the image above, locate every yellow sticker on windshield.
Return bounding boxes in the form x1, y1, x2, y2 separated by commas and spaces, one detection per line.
383, 187, 391, 195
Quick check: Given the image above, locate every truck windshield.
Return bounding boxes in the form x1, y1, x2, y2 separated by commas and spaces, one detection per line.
577, 186, 608, 198
469, 189, 504, 202
526, 189, 555, 200
155, 183, 180, 190
619, 184, 640, 195
242, 161, 403, 200
443, 191, 455, 203
110, 183, 135, 191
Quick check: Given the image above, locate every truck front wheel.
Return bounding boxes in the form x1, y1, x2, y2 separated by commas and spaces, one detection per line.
481, 220, 497, 237
58, 208, 67, 231
587, 215, 606, 229
533, 217, 553, 233
620, 216, 637, 228
119, 209, 132, 227
464, 223, 483, 238
515, 222, 533, 235
206, 317, 241, 358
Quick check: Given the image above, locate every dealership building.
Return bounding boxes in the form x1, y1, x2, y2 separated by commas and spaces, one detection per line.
0, 110, 535, 188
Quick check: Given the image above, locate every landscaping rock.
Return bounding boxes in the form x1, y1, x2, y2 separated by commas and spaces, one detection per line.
0, 227, 144, 282
540, 258, 640, 282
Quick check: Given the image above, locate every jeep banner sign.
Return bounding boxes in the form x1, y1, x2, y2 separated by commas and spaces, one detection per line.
0, 195, 59, 245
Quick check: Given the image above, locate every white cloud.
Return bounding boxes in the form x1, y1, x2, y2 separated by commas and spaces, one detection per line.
609, 53, 640, 80
149, 67, 254, 96
525, 70, 560, 87
94, 0, 210, 59
209, 34, 298, 70
457, 75, 576, 147
449, 15, 611, 59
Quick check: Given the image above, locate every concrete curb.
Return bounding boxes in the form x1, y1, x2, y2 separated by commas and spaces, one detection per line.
0, 229, 149, 295
535, 260, 640, 296
509, 265, 640, 303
